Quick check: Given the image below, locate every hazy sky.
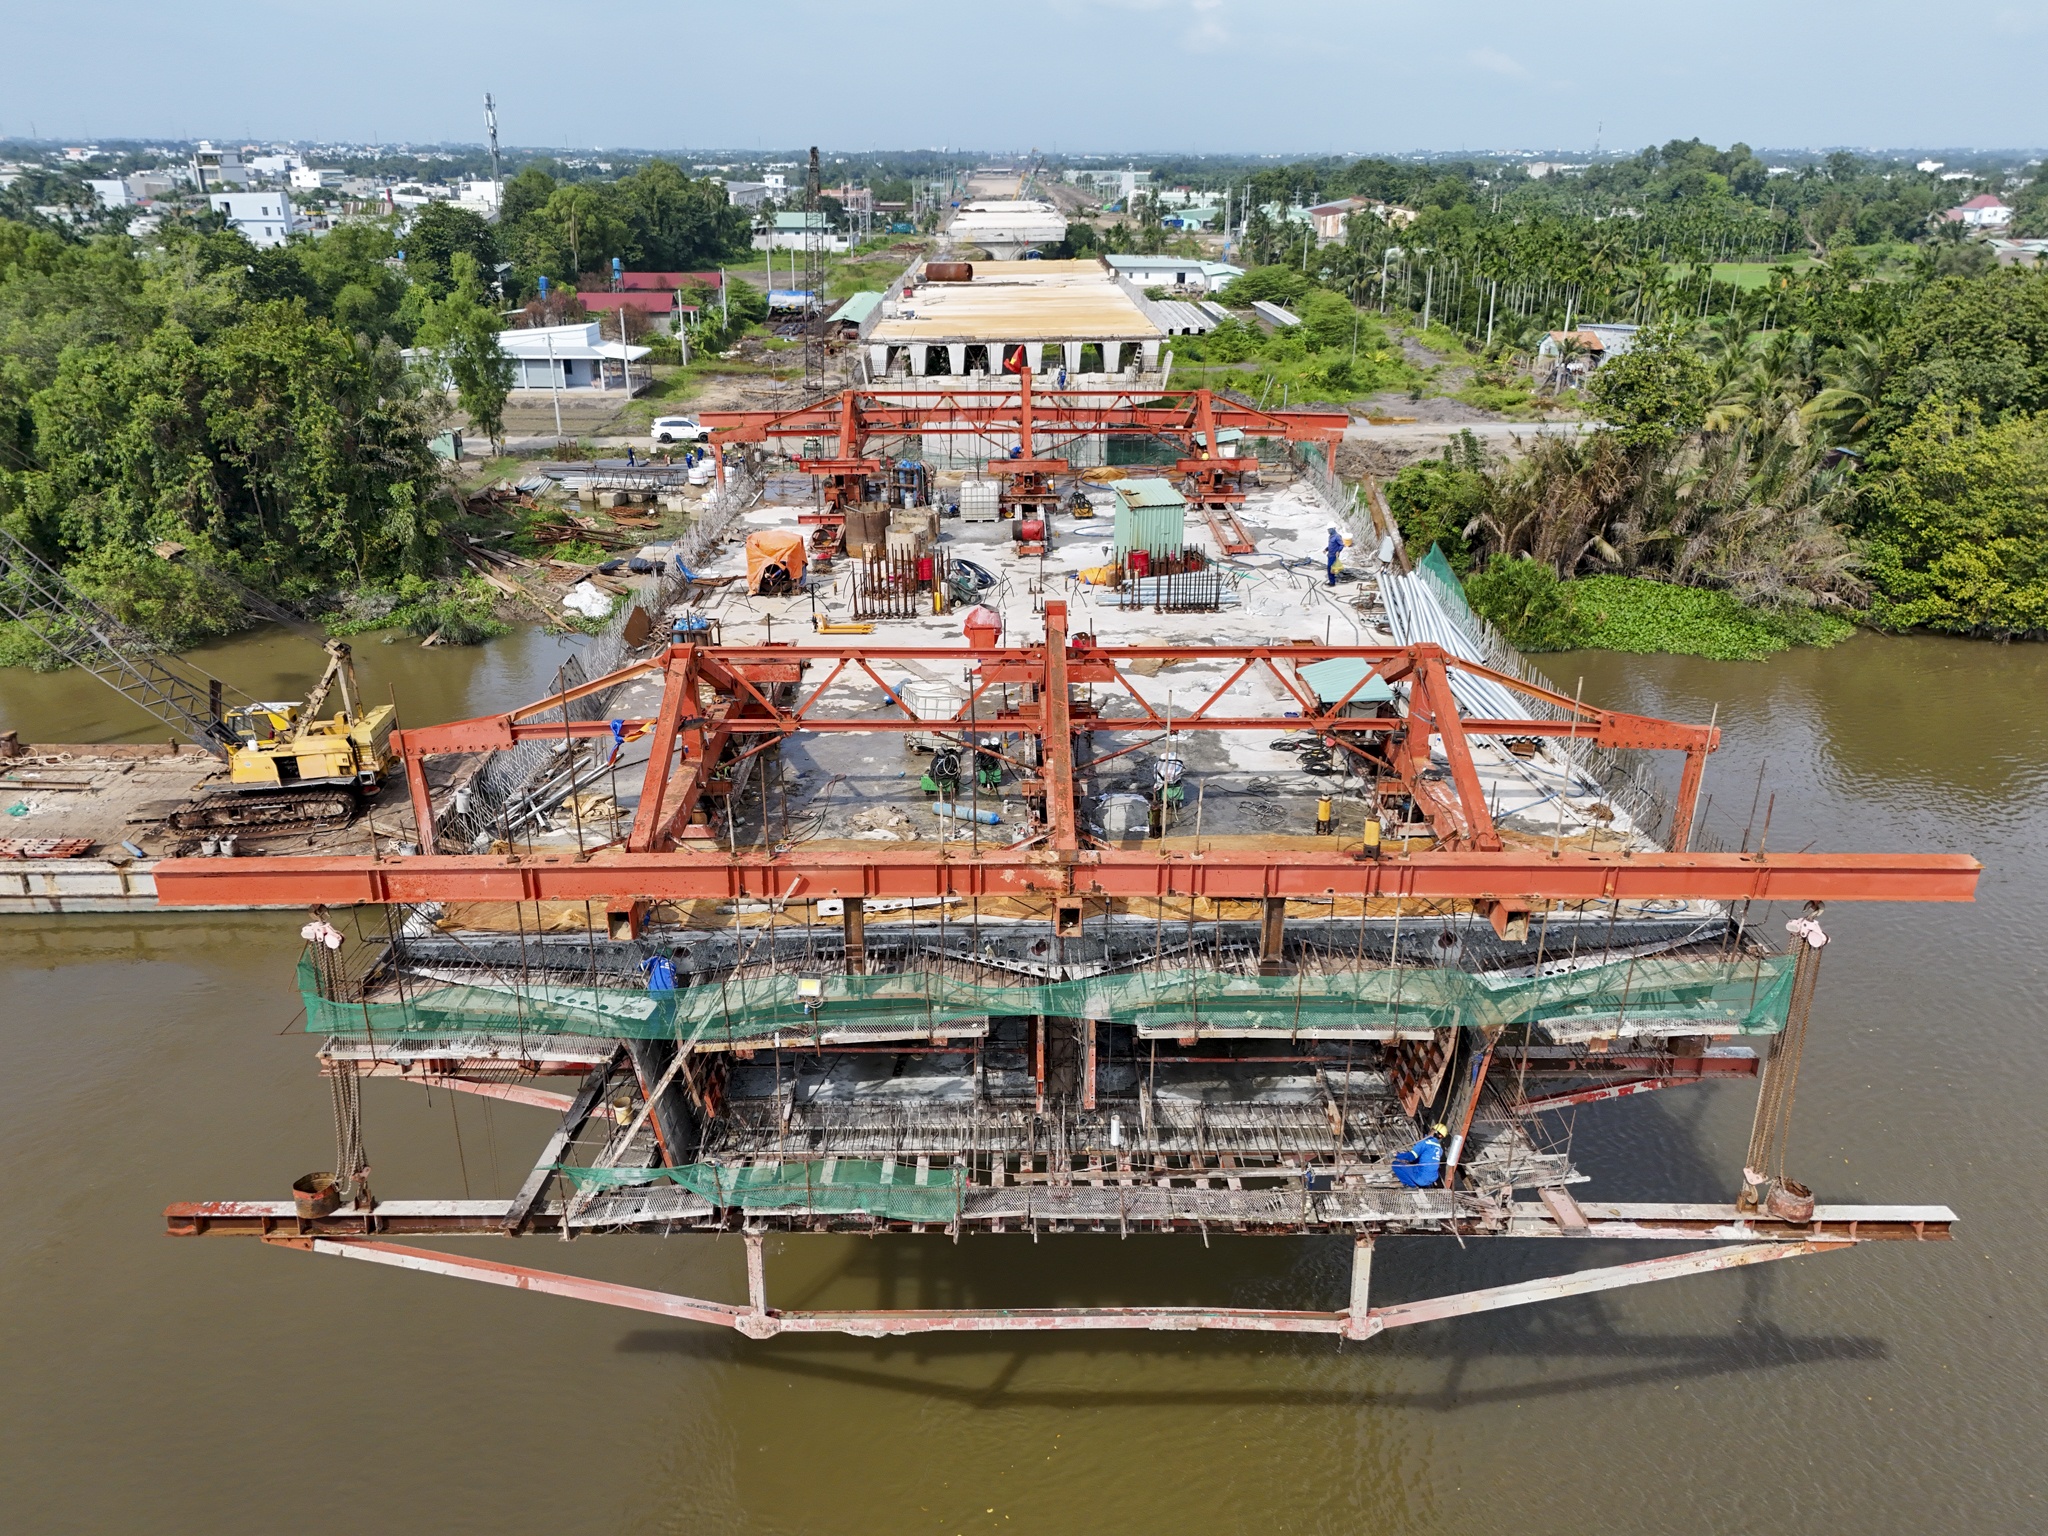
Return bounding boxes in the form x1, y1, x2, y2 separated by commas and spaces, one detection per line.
5, 0, 2045, 155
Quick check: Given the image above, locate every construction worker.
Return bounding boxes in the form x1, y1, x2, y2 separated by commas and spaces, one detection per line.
1325, 526, 1347, 586
627, 445, 637, 467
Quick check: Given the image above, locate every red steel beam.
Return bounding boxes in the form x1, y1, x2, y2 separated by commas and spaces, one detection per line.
1517, 1076, 1731, 1113
699, 385, 1348, 457
273, 628, 1972, 917
150, 846, 1981, 909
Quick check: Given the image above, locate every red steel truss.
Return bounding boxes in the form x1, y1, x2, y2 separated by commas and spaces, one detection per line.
704, 368, 1347, 509
148, 604, 1981, 921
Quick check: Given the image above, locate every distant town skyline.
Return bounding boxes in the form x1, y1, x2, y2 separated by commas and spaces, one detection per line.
4, 0, 2046, 155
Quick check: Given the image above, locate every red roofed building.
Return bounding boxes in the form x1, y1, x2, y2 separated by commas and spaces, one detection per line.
616, 270, 724, 290
577, 272, 723, 333
1943, 194, 2014, 230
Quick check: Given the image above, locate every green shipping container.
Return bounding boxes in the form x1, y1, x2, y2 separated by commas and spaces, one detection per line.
1111, 478, 1187, 561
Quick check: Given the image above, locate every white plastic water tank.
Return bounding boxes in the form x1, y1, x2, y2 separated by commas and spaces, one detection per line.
898, 677, 967, 751
959, 478, 1001, 523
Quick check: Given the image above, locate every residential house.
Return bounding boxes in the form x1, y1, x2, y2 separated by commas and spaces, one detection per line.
1988, 238, 2048, 267
408, 322, 651, 393
1944, 194, 2014, 229
246, 153, 303, 182
192, 141, 249, 191
125, 170, 184, 200
752, 211, 850, 252
1103, 255, 1244, 294
1308, 197, 1418, 244
1532, 324, 1640, 385
209, 191, 298, 248
291, 167, 345, 192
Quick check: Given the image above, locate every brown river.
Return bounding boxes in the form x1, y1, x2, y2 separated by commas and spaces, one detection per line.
3, 626, 2045, 1535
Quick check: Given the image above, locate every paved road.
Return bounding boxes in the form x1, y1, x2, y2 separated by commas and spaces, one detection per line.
1343, 419, 1599, 444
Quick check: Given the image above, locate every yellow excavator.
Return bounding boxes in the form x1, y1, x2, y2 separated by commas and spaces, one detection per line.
168, 641, 396, 833
0, 527, 396, 834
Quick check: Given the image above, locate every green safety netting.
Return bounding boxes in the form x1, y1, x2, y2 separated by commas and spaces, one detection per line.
1417, 544, 1479, 631
303, 950, 1793, 1043
557, 1158, 962, 1221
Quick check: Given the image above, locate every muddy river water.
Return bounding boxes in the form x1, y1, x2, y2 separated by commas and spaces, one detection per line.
2, 626, 2045, 1534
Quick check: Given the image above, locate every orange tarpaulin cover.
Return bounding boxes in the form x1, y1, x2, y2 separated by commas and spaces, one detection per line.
744, 529, 807, 593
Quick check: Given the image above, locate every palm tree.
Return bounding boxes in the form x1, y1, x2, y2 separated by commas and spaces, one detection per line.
1802, 334, 1886, 446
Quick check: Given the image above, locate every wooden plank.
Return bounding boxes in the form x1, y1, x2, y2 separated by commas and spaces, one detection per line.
1539, 1187, 1590, 1230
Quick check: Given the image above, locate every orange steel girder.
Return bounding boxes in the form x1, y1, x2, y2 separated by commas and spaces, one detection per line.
699, 378, 1347, 467
161, 613, 1981, 918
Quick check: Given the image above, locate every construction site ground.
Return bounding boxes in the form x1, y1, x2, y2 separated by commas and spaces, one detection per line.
435, 460, 1706, 940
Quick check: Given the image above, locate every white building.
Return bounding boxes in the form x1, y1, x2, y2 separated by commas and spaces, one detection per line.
210, 191, 298, 248
87, 178, 130, 208
751, 211, 851, 252
489, 323, 653, 392
1103, 255, 1244, 294
456, 179, 501, 215
1945, 194, 2014, 229
246, 153, 303, 181
291, 166, 344, 192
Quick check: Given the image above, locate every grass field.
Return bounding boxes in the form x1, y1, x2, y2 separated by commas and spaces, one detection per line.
1704, 257, 1817, 289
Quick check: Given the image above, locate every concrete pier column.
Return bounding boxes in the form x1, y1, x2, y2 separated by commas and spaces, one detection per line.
1140, 339, 1162, 372
867, 344, 889, 377
1063, 341, 1083, 376
1343, 1237, 1377, 1339
1024, 341, 1045, 374
1102, 341, 1125, 375
909, 345, 927, 376
947, 343, 967, 377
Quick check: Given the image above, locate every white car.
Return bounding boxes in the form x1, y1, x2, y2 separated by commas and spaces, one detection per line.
650, 415, 709, 445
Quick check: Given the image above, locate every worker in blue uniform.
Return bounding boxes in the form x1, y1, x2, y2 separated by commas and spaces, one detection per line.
1325, 526, 1346, 586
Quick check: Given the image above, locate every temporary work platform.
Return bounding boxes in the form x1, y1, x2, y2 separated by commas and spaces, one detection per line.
154, 609, 1977, 1340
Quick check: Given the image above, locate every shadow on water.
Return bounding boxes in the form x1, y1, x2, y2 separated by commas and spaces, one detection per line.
614, 1304, 1885, 1413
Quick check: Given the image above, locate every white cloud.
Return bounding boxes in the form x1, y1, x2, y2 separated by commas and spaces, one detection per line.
1467, 47, 1530, 78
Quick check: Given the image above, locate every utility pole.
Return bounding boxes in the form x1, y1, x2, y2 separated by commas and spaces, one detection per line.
484, 93, 502, 219
545, 329, 563, 446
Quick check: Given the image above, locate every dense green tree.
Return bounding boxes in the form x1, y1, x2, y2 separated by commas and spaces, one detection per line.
403, 203, 500, 299
1587, 319, 1714, 450
1857, 399, 2048, 636
1873, 269, 2048, 439
411, 253, 515, 451
16, 302, 446, 596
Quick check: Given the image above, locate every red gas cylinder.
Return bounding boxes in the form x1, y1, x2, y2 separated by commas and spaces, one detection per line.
1128, 549, 1150, 577
916, 554, 935, 581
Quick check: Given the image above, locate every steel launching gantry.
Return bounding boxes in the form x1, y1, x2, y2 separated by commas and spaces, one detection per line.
156, 609, 1978, 1340
697, 369, 1346, 527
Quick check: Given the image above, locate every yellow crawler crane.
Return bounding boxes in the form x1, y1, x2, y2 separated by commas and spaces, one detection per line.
169, 642, 395, 834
